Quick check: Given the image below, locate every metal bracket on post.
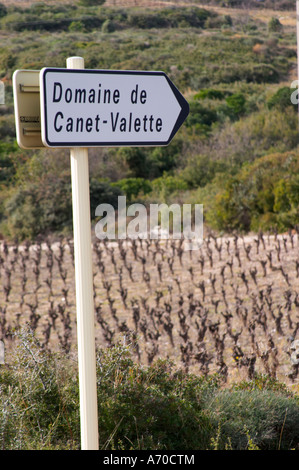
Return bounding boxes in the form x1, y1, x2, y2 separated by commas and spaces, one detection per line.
12, 70, 44, 149
68, 56, 99, 451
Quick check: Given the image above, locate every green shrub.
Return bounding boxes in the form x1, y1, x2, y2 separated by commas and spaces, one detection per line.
0, 114, 15, 140
207, 107, 298, 166
96, 343, 217, 450
0, 151, 72, 240
0, 142, 19, 183
0, 3, 7, 18
147, 139, 184, 178
185, 101, 218, 128
181, 154, 228, 189
111, 177, 151, 202
268, 17, 283, 33
68, 21, 85, 32
194, 88, 227, 100
232, 373, 292, 396
225, 92, 246, 118
2, 178, 73, 240
207, 388, 299, 450
117, 147, 149, 179
0, 328, 80, 449
210, 151, 299, 233
127, 7, 213, 30
214, 63, 280, 85
127, 11, 169, 29
79, 0, 105, 5
117, 140, 183, 180
150, 174, 188, 201
90, 178, 123, 214
0, 329, 219, 450
101, 19, 115, 33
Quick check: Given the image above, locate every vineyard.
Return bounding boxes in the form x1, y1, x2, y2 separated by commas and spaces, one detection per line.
1, 227, 299, 388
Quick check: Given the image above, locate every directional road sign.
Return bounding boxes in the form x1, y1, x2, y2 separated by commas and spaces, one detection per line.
40, 68, 189, 148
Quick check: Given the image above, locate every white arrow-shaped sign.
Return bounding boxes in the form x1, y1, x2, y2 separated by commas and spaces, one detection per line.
40, 68, 189, 148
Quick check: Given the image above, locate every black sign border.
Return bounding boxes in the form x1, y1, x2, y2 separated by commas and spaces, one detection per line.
41, 68, 189, 148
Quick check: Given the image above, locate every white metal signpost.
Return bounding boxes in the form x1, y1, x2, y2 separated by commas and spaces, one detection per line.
13, 57, 189, 451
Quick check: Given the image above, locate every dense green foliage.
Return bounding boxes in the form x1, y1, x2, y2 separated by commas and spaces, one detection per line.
1, 328, 299, 450
210, 151, 299, 232
0, 2, 298, 240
